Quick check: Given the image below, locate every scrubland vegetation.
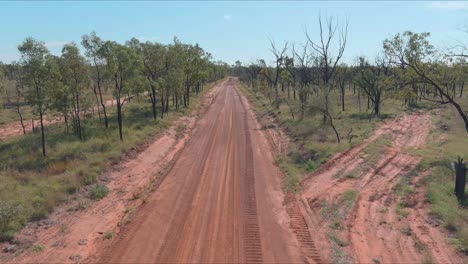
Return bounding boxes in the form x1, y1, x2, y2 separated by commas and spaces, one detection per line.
0, 33, 227, 241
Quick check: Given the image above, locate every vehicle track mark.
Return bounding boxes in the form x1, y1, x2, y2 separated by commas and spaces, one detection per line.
285, 194, 322, 264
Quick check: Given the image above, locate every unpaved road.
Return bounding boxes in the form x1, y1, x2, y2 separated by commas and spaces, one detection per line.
99, 79, 302, 263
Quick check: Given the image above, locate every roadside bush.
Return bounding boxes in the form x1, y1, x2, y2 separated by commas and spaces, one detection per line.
89, 184, 109, 200
0, 202, 27, 241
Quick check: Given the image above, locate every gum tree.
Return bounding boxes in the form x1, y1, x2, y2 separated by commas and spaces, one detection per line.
18, 37, 60, 156
384, 31, 468, 133
103, 41, 142, 141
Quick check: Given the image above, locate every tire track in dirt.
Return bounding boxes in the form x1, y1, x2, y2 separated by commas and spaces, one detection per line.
241, 100, 263, 263
285, 194, 323, 264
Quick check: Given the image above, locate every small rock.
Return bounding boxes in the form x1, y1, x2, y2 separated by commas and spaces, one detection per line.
78, 239, 87, 246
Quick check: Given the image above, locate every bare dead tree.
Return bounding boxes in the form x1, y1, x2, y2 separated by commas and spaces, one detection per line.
270, 40, 288, 109
305, 15, 349, 143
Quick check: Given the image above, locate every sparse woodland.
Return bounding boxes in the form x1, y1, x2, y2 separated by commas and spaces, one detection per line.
235, 17, 468, 255
0, 32, 228, 241
236, 19, 467, 138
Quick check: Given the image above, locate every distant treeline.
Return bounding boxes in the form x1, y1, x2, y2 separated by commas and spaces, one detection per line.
232, 18, 467, 140
0, 32, 229, 156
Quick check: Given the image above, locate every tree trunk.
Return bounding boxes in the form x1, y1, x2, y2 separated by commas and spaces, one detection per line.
93, 84, 101, 122
39, 110, 46, 157
160, 94, 165, 119
150, 85, 157, 120
454, 157, 466, 200
374, 94, 381, 115
95, 65, 108, 128
329, 115, 340, 143
460, 82, 464, 98
358, 89, 361, 112
341, 85, 345, 112
117, 101, 123, 142
15, 100, 26, 135
75, 93, 82, 140
165, 95, 169, 113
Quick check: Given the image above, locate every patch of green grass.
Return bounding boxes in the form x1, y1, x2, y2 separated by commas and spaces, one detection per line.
89, 184, 109, 200
31, 244, 45, 253
343, 189, 359, 203
275, 155, 302, 192
362, 134, 392, 167
396, 203, 410, 218
328, 232, 349, 247
103, 231, 115, 240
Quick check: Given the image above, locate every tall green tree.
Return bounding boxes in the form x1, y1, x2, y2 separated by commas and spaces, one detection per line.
18, 37, 57, 156
81, 31, 109, 128
61, 42, 90, 139
354, 56, 391, 115
103, 41, 143, 141
127, 38, 169, 119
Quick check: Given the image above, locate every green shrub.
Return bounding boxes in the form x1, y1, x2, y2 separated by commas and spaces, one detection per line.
0, 202, 27, 241
89, 184, 109, 200
305, 159, 316, 172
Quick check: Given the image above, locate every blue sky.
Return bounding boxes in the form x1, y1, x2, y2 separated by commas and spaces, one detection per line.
0, 1, 467, 65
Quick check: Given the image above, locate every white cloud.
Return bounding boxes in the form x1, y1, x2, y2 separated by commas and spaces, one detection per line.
45, 41, 68, 48
427, 1, 468, 11
223, 15, 232, 21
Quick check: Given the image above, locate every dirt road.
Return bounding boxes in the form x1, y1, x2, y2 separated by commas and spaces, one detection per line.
99, 79, 302, 263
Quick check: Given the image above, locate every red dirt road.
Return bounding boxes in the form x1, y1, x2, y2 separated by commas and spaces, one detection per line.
99, 79, 302, 263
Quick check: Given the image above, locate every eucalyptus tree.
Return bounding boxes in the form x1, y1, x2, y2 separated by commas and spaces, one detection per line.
334, 65, 351, 112
292, 43, 315, 120
181, 43, 207, 106
81, 31, 109, 128
354, 56, 391, 115
103, 41, 143, 141
127, 38, 170, 120
284, 55, 297, 100
384, 31, 468, 133
9, 63, 27, 134
61, 42, 90, 139
18, 37, 61, 156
